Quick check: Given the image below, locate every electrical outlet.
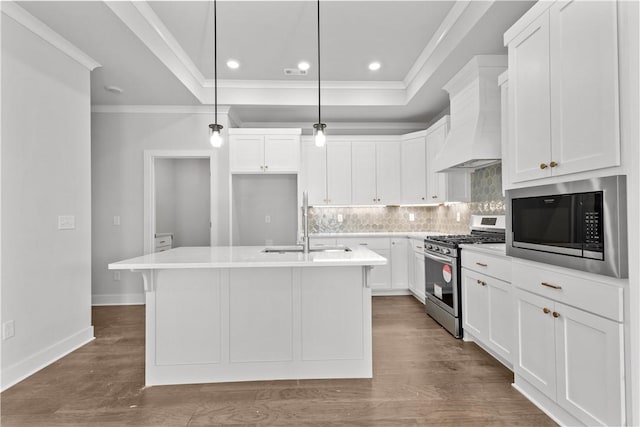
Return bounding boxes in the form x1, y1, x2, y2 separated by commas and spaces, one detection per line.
265, 215, 271, 224
113, 271, 121, 281
58, 215, 75, 230
2, 320, 15, 340
409, 213, 415, 222
456, 212, 461, 222
337, 214, 343, 223
113, 216, 121, 226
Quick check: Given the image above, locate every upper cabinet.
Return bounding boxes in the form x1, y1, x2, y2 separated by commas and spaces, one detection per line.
303, 140, 352, 206
352, 141, 401, 205
229, 129, 301, 173
505, 1, 620, 184
401, 118, 470, 204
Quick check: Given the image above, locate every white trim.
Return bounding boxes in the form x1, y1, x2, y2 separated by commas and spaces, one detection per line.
242, 122, 426, 134
228, 128, 301, 135
1, 2, 100, 71
210, 79, 406, 91
143, 150, 218, 255
91, 105, 231, 114
1, 326, 95, 392
92, 293, 145, 306
105, 1, 205, 102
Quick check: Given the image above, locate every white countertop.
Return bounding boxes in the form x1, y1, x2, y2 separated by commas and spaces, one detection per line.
109, 246, 387, 270
459, 243, 507, 256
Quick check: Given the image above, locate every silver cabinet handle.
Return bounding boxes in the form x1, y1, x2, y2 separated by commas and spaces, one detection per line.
476, 262, 488, 267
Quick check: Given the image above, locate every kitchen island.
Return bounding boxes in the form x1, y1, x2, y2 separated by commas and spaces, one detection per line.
109, 246, 386, 386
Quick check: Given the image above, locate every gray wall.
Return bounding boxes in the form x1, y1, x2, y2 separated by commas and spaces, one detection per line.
1, 15, 93, 389
91, 112, 230, 304
155, 158, 210, 247
232, 175, 298, 246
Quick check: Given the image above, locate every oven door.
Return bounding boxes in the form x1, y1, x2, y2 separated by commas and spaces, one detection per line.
424, 251, 458, 316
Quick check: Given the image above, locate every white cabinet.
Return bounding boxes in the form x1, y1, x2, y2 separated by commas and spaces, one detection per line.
336, 237, 391, 291
351, 142, 401, 205
461, 249, 513, 366
390, 238, 408, 290
302, 140, 351, 205
425, 116, 470, 203
407, 239, 425, 302
512, 260, 625, 426
401, 134, 427, 203
505, 1, 619, 184
230, 129, 301, 173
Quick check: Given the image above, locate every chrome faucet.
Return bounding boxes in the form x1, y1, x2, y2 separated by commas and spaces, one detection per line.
302, 191, 310, 254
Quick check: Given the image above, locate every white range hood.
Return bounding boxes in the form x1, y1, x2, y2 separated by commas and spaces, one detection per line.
434, 55, 507, 173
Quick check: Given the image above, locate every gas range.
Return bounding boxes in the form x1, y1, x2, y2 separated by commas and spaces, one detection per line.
423, 215, 505, 338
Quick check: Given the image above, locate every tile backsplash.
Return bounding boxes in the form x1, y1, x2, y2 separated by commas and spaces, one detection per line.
309, 163, 505, 234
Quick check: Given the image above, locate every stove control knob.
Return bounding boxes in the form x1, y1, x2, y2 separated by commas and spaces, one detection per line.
426, 244, 432, 250
442, 248, 451, 254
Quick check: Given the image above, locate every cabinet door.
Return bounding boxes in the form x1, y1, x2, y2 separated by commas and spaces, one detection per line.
487, 278, 513, 363
549, 0, 620, 177
302, 142, 327, 205
390, 238, 408, 290
369, 249, 391, 290
376, 143, 402, 205
554, 302, 625, 427
508, 12, 552, 183
515, 289, 557, 400
413, 251, 426, 302
230, 135, 264, 172
426, 124, 448, 203
401, 137, 427, 203
461, 269, 488, 339
351, 143, 378, 204
407, 241, 416, 294
264, 135, 300, 172
326, 141, 352, 205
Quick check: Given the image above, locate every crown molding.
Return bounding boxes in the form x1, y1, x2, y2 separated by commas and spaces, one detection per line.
243, 121, 426, 135
105, 1, 206, 102
1, 1, 101, 71
207, 79, 406, 91
91, 105, 231, 114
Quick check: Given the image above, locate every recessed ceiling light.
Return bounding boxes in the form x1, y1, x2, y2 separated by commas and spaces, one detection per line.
226, 60, 240, 69
298, 61, 311, 71
104, 85, 123, 94
368, 62, 381, 71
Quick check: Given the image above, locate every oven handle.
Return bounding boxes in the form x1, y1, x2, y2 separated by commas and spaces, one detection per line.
424, 251, 454, 264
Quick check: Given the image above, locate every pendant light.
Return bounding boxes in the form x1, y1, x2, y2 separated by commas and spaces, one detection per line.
208, 0, 223, 148
313, 0, 326, 147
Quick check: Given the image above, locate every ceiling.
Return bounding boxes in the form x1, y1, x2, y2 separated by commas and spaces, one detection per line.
14, 1, 535, 131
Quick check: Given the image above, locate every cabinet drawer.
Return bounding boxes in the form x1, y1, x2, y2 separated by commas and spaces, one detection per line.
155, 235, 173, 248
461, 250, 511, 282
156, 244, 172, 252
513, 260, 623, 322
310, 237, 337, 246
409, 239, 425, 254
336, 237, 389, 251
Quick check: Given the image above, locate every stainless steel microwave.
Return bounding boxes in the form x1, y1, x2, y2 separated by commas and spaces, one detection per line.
506, 175, 627, 278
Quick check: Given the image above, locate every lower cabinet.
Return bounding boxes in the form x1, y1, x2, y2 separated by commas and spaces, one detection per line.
390, 238, 409, 291
411, 248, 425, 303
462, 269, 514, 366
514, 286, 625, 426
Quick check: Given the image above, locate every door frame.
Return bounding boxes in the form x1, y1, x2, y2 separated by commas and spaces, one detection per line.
143, 150, 216, 255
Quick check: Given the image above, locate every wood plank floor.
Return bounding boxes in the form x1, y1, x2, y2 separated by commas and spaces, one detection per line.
1, 296, 555, 426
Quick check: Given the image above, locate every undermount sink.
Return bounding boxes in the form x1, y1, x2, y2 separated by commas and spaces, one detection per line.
262, 245, 352, 254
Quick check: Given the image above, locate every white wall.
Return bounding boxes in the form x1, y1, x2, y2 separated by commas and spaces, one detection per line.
155, 158, 210, 247
1, 15, 94, 390
91, 111, 230, 305
232, 174, 298, 246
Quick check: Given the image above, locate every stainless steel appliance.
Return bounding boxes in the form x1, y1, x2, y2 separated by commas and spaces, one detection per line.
506, 175, 627, 278
424, 215, 506, 338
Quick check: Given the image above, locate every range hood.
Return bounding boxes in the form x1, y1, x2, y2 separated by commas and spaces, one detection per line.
434, 55, 507, 173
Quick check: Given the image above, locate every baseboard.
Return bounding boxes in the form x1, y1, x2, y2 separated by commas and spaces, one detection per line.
92, 293, 145, 306
371, 289, 412, 297
1, 326, 95, 391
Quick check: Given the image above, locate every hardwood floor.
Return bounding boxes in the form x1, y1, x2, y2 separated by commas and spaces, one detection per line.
1, 296, 555, 426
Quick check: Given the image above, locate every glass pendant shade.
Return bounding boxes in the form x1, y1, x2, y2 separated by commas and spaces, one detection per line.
313, 123, 326, 147
209, 123, 223, 148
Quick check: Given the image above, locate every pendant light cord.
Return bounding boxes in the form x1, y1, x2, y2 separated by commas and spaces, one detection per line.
214, 0, 218, 124
317, 0, 321, 125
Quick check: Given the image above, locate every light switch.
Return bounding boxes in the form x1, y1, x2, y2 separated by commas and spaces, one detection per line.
2, 320, 15, 340
265, 215, 271, 224
113, 271, 121, 281
58, 215, 75, 230
409, 213, 415, 222
456, 212, 461, 222
113, 216, 121, 226
337, 214, 343, 223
